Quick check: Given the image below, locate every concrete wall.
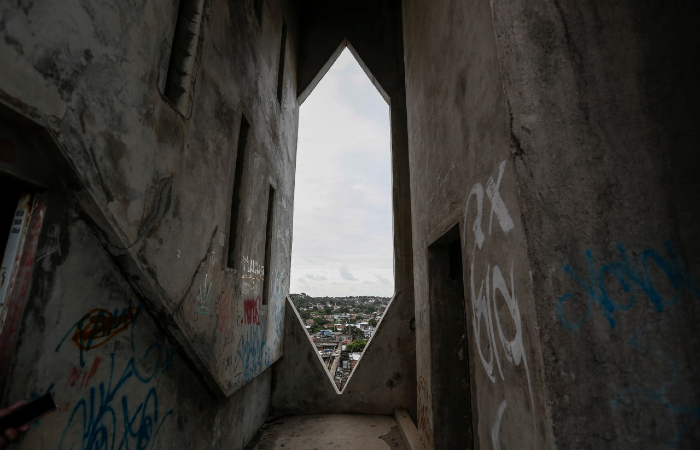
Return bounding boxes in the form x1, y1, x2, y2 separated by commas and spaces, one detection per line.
490, 0, 700, 448
404, 0, 700, 448
4, 194, 271, 449
402, 0, 554, 448
0, 0, 299, 396
1, 0, 301, 447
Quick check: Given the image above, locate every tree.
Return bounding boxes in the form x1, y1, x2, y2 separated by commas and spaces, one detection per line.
348, 339, 367, 352
368, 318, 377, 327
347, 325, 364, 341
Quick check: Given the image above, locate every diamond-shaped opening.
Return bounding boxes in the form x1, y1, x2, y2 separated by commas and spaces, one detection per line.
289, 45, 393, 392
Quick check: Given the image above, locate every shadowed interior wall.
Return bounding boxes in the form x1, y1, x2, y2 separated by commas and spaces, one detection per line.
402, 0, 555, 448
404, 0, 700, 448
488, 0, 700, 447
0, 0, 301, 447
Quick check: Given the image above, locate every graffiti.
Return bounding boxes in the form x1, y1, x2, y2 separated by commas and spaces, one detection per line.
232, 340, 243, 378
557, 240, 700, 330
417, 375, 434, 449
271, 301, 283, 341
463, 161, 536, 445
241, 281, 251, 295
491, 400, 507, 450
56, 305, 141, 367
0, 139, 16, 163
196, 274, 213, 314
237, 325, 265, 381
57, 345, 173, 450
558, 241, 700, 447
241, 296, 261, 325
219, 232, 226, 246
69, 357, 102, 389
241, 255, 264, 281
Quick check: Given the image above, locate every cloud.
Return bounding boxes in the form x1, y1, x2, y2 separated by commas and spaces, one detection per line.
374, 274, 389, 284
288, 48, 394, 297
306, 273, 327, 281
339, 265, 358, 281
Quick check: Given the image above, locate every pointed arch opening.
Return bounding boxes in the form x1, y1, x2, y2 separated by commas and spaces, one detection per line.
289, 45, 394, 391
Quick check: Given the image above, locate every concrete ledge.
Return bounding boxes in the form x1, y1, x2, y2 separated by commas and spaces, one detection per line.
394, 408, 420, 450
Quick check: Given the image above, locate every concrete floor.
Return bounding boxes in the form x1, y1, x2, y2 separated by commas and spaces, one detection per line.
245, 414, 410, 450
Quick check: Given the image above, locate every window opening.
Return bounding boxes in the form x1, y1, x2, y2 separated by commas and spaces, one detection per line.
276, 21, 287, 104
427, 225, 475, 449
262, 185, 275, 305
288, 48, 393, 391
227, 115, 251, 269
164, 0, 206, 115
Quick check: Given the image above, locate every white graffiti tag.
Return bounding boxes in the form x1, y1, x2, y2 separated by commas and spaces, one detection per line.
491, 400, 507, 450
463, 161, 536, 446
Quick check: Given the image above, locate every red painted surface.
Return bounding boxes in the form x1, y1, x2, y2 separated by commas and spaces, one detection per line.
68, 357, 102, 388
241, 296, 261, 325
0, 196, 45, 372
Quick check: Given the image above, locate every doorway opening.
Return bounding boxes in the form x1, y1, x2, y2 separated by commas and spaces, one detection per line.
428, 224, 475, 448
289, 47, 393, 391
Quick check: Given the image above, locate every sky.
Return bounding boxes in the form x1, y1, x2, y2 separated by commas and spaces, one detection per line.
289, 48, 394, 297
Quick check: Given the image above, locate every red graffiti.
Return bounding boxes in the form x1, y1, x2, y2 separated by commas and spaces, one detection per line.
69, 357, 101, 388
241, 296, 261, 325
71, 307, 140, 351
0, 139, 16, 163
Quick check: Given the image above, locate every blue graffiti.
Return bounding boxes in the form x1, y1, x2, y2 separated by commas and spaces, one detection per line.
557, 240, 700, 330
237, 326, 265, 381
272, 302, 284, 345
57, 343, 173, 450
613, 322, 700, 448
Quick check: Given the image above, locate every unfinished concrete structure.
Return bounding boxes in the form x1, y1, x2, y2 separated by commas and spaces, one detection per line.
0, 0, 698, 449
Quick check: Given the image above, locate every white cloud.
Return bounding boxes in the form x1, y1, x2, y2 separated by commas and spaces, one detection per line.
289, 48, 395, 297
306, 273, 327, 281
374, 274, 390, 284
339, 265, 358, 281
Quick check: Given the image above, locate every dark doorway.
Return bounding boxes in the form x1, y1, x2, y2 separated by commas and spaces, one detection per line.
428, 224, 475, 449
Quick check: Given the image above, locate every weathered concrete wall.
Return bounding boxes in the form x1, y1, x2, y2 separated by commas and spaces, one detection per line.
271, 0, 417, 419
271, 294, 415, 417
489, 0, 700, 448
1, 0, 301, 448
0, 0, 300, 398
402, 0, 554, 448
404, 0, 700, 448
2, 195, 272, 449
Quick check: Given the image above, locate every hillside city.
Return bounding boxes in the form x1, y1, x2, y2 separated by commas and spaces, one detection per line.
289, 293, 391, 390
